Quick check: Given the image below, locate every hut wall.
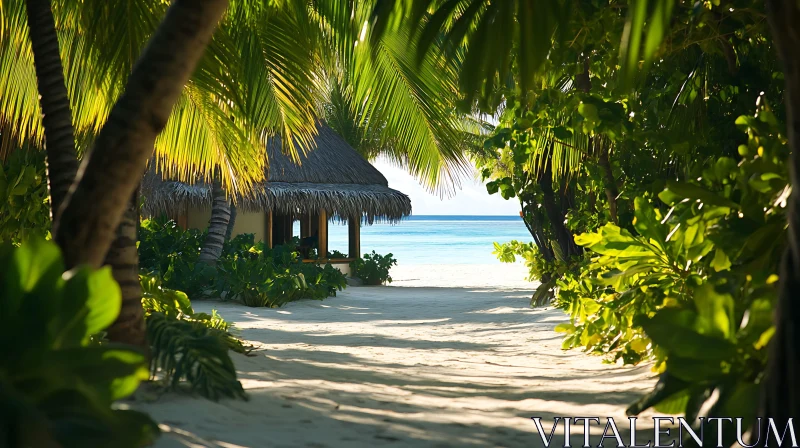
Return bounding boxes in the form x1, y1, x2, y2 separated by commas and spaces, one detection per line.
186, 207, 266, 243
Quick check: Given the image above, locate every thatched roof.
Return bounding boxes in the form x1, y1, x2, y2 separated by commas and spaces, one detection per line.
141, 124, 412, 224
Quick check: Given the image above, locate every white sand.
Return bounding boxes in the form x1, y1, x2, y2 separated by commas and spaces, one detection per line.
129, 264, 660, 447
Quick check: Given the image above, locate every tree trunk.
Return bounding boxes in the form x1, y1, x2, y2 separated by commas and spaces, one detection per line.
104, 188, 147, 348
225, 204, 237, 241
52, 0, 229, 270
24, 0, 80, 218
597, 139, 619, 225
539, 160, 581, 260
520, 201, 555, 263
759, 0, 800, 427
199, 179, 231, 265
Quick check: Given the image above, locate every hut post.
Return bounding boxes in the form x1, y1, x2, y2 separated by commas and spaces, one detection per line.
265, 210, 273, 248
300, 214, 312, 239
176, 204, 189, 230
348, 215, 361, 259
317, 209, 328, 260
271, 212, 292, 246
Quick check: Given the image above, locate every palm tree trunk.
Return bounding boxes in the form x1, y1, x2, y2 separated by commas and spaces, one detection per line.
104, 188, 147, 348
52, 0, 229, 270
759, 0, 800, 426
24, 0, 79, 218
199, 179, 231, 265
225, 204, 237, 241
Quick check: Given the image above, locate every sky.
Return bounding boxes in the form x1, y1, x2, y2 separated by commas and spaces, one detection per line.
372, 158, 520, 216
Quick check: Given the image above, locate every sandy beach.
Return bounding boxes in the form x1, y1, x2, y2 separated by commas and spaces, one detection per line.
129, 264, 660, 447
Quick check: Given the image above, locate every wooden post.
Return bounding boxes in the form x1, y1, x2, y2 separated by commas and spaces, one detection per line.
175, 204, 189, 230
300, 214, 312, 239
285, 214, 294, 241
317, 209, 328, 260
310, 212, 319, 239
348, 215, 361, 259
265, 211, 273, 248
272, 212, 292, 246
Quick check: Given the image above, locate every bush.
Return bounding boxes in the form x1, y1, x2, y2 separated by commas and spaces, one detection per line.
141, 274, 249, 401
214, 244, 347, 307
0, 149, 51, 245
552, 109, 784, 427
350, 251, 397, 285
328, 249, 348, 259
0, 239, 159, 447
138, 217, 215, 298
140, 220, 347, 308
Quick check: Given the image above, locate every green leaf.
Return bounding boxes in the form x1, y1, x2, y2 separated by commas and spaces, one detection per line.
660, 181, 740, 209
578, 103, 600, 124
59, 266, 122, 346
554, 323, 575, 333
580, 224, 656, 258
642, 0, 675, 64
4, 239, 64, 314
626, 372, 689, 415
619, 0, 647, 87
639, 308, 736, 359
666, 356, 724, 382
43, 346, 149, 403
711, 248, 731, 272
552, 126, 573, 140
692, 281, 735, 340
633, 197, 666, 244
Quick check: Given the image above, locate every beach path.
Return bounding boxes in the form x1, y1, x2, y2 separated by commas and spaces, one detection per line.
131, 264, 659, 447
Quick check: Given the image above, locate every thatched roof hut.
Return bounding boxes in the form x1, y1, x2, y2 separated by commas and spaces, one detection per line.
141, 124, 411, 224
141, 124, 411, 264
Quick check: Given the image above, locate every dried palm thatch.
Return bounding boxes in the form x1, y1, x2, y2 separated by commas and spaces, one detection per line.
141, 124, 412, 224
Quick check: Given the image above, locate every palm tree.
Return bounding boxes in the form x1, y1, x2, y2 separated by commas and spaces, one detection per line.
1, 0, 479, 346
22, 0, 79, 217
198, 178, 231, 266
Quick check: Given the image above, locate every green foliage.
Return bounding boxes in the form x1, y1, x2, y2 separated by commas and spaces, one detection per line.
327, 249, 348, 259
141, 220, 347, 308
0, 150, 50, 245
215, 243, 347, 308
0, 239, 158, 447
138, 217, 216, 298
350, 251, 397, 285
493, 241, 557, 283
554, 106, 785, 430
141, 274, 248, 401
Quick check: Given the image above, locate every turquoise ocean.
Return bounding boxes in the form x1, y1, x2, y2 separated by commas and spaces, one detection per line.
296, 215, 531, 265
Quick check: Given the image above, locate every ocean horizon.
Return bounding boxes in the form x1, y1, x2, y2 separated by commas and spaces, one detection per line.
303, 214, 531, 265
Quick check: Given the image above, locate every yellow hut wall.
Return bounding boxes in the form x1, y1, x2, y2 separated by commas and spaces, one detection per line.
185, 207, 352, 277
186, 207, 266, 243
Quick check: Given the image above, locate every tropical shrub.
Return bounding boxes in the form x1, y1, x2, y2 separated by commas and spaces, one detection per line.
138, 217, 215, 298
327, 249, 348, 259
0, 149, 50, 245
214, 247, 347, 307
350, 251, 397, 285
473, 0, 783, 430
551, 107, 785, 437
141, 219, 347, 308
141, 274, 249, 401
493, 240, 567, 305
0, 239, 158, 447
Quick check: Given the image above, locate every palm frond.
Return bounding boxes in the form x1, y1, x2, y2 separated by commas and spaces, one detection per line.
346, 23, 474, 194
146, 312, 247, 401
